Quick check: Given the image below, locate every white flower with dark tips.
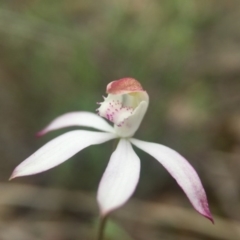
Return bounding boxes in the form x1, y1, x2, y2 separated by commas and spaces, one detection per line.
10, 78, 213, 222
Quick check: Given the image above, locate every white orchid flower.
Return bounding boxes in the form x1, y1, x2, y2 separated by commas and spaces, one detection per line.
10, 78, 213, 222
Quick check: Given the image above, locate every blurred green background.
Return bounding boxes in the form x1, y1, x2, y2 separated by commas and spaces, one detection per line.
1, 0, 240, 239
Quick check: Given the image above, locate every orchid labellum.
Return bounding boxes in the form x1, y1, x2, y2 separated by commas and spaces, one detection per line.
10, 78, 213, 222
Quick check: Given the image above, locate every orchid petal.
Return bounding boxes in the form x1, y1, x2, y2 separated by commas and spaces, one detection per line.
97, 139, 140, 216
130, 138, 213, 222
114, 100, 148, 137
37, 112, 115, 136
10, 131, 116, 179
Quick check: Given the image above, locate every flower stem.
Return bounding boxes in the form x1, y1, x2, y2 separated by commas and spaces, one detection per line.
97, 215, 108, 240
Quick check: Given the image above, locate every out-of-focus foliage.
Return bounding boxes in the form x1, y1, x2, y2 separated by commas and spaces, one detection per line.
0, 0, 240, 239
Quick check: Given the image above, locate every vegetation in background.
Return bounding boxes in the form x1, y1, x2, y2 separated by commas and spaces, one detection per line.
0, 0, 240, 239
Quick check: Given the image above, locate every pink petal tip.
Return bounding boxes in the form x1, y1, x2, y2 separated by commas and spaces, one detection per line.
36, 130, 46, 138
9, 171, 17, 181
196, 196, 214, 223
201, 210, 214, 224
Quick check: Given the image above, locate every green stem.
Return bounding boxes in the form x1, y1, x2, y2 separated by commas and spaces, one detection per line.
97, 215, 108, 240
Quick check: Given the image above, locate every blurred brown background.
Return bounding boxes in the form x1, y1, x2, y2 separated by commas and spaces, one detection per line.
0, 0, 240, 239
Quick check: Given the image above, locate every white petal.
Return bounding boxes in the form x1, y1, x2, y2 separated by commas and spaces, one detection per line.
130, 138, 213, 222
37, 112, 115, 136
10, 131, 116, 179
97, 139, 140, 216
114, 100, 148, 137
